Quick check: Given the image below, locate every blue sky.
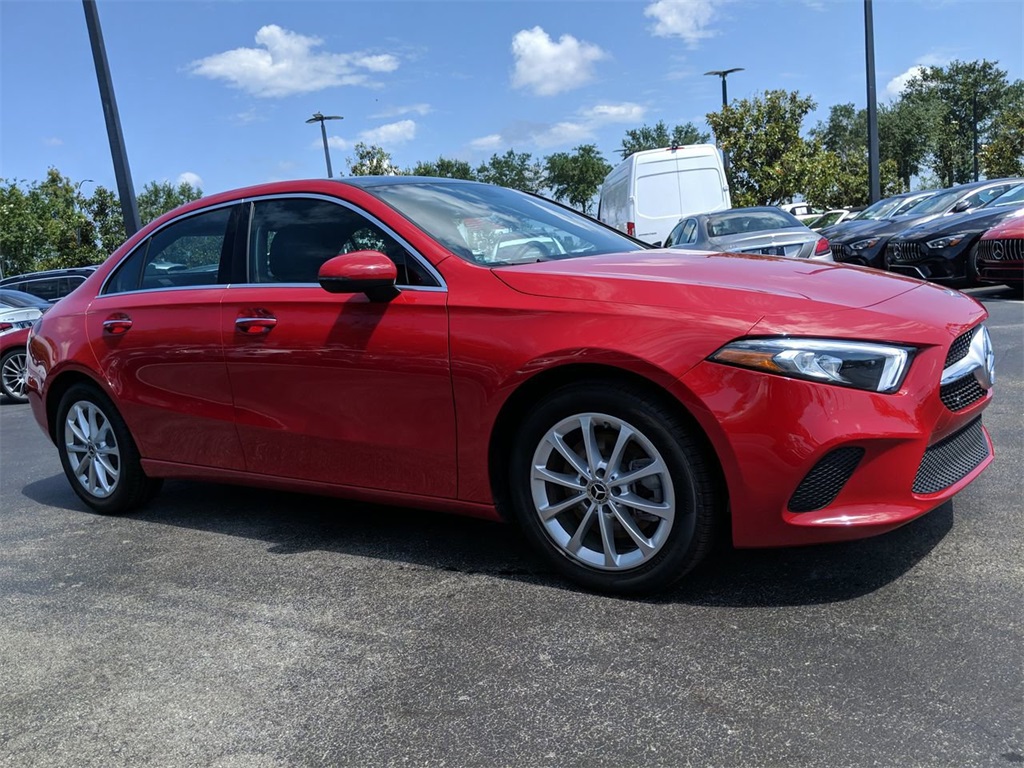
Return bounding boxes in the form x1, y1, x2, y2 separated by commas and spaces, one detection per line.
2, 0, 1021, 196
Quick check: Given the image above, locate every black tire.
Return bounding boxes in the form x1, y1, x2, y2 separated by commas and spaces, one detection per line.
508, 381, 719, 595
1, 348, 28, 403
55, 383, 162, 514
966, 242, 981, 286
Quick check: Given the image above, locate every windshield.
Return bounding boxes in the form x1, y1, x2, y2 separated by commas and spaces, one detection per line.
367, 181, 646, 266
892, 192, 938, 215
853, 196, 907, 221
0, 289, 51, 309
903, 188, 962, 215
985, 183, 1024, 207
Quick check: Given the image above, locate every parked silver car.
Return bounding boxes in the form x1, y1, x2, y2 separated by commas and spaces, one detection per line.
663, 207, 833, 260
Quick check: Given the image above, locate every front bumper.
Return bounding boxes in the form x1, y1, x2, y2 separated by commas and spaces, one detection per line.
886, 239, 972, 283
674, 323, 993, 548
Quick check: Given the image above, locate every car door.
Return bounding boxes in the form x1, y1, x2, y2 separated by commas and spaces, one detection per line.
84, 203, 246, 470
221, 195, 457, 498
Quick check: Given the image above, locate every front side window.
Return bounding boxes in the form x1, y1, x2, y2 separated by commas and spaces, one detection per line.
104, 206, 235, 294
248, 197, 437, 287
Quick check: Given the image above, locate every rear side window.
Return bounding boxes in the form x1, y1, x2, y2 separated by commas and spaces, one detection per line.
104, 206, 236, 294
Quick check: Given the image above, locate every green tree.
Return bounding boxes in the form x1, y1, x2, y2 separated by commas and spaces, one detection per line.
84, 185, 127, 256
879, 97, 935, 189
902, 59, 1022, 186
347, 143, 401, 176
980, 92, 1024, 178
619, 120, 711, 158
476, 149, 545, 193
806, 103, 905, 208
706, 90, 820, 207
136, 180, 203, 225
408, 156, 476, 179
544, 144, 611, 214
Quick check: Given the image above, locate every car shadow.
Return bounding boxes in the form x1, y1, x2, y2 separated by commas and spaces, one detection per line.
21, 474, 953, 607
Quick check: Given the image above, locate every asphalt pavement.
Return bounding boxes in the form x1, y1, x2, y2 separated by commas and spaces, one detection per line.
1, 287, 1021, 768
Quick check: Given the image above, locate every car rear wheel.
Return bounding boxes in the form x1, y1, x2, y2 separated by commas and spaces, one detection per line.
1, 348, 28, 403
509, 382, 719, 595
56, 383, 162, 514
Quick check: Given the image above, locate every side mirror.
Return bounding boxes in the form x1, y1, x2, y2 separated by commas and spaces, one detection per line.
951, 199, 971, 213
318, 251, 399, 301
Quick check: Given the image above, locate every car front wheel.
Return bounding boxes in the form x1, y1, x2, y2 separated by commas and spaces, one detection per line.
1, 348, 28, 403
56, 383, 162, 514
509, 382, 719, 595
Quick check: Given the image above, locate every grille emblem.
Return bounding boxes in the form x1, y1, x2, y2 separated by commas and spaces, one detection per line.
991, 241, 1005, 260
941, 325, 995, 391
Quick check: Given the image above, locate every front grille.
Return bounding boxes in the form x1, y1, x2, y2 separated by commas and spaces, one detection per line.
945, 326, 977, 368
977, 237, 1024, 262
941, 374, 986, 410
830, 243, 849, 261
912, 417, 989, 494
788, 447, 865, 512
888, 241, 923, 263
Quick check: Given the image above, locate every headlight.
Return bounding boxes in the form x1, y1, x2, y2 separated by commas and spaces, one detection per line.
925, 232, 969, 249
849, 237, 880, 250
710, 338, 915, 393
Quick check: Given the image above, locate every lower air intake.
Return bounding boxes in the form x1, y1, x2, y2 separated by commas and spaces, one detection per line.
788, 447, 865, 513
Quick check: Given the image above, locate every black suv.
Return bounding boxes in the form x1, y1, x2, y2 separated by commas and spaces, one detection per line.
0, 266, 97, 302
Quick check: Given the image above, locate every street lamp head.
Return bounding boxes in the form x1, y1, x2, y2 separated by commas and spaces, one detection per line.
306, 112, 344, 123
704, 68, 744, 78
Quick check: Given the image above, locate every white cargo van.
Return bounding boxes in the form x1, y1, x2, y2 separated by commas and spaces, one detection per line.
597, 144, 731, 246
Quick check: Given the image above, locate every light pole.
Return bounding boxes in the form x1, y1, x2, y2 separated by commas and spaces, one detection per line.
306, 112, 344, 177
864, 0, 880, 203
705, 68, 743, 177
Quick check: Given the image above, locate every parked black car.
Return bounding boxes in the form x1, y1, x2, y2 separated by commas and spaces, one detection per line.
824, 179, 1023, 269
885, 183, 1024, 285
0, 266, 97, 302
820, 188, 938, 242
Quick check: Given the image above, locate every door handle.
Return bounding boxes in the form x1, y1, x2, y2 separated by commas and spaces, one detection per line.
235, 316, 278, 335
102, 315, 133, 335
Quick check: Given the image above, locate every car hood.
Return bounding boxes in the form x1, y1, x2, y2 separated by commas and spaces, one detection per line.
493, 250, 923, 315
894, 204, 1024, 240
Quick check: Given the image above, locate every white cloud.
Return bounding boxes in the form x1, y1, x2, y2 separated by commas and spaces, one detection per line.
177, 171, 203, 188
315, 136, 349, 150
359, 119, 417, 146
884, 53, 948, 98
190, 25, 399, 98
644, 0, 720, 47
583, 103, 647, 124
511, 27, 607, 97
371, 103, 432, 119
469, 134, 504, 151
42, 137, 63, 147
532, 122, 596, 148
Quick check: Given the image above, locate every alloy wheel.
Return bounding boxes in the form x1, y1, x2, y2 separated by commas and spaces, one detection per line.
64, 400, 122, 498
530, 412, 675, 571
1, 351, 27, 400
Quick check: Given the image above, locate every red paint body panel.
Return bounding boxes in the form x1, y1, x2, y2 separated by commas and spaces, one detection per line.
26, 178, 994, 554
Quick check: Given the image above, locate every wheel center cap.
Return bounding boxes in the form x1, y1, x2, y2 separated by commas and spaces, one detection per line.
587, 481, 610, 503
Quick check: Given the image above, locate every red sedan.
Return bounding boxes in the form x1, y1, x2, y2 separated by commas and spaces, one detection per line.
26, 178, 995, 594
976, 213, 1024, 295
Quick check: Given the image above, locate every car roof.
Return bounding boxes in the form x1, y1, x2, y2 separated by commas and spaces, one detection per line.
0, 266, 97, 283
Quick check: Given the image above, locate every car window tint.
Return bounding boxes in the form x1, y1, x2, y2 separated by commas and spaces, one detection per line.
104, 206, 234, 294
664, 221, 685, 248
19, 278, 60, 301
707, 210, 799, 237
248, 197, 437, 287
683, 219, 698, 244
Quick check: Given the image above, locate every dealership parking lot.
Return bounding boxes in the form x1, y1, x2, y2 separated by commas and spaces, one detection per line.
1, 287, 1021, 768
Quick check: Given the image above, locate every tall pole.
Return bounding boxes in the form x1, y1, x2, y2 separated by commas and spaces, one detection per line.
82, 0, 140, 237
705, 68, 744, 180
972, 92, 980, 181
306, 112, 344, 178
864, 0, 880, 203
